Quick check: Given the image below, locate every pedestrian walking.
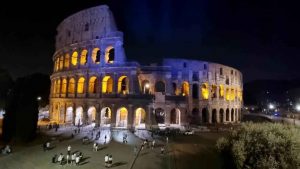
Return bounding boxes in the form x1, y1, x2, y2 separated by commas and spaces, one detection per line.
104, 154, 109, 168
104, 135, 107, 144
166, 136, 168, 144
66, 154, 70, 164
67, 145, 71, 155
46, 141, 50, 151
71, 153, 76, 165
152, 140, 155, 149
75, 155, 80, 165
160, 146, 165, 155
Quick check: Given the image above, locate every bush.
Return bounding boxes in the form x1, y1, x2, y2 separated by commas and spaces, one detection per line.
216, 122, 300, 169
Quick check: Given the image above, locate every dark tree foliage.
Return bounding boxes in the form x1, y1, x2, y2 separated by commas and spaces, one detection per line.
3, 73, 50, 142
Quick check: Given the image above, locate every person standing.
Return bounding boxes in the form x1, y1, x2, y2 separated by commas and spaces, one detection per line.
104, 135, 107, 144
67, 145, 71, 155
166, 136, 168, 144
152, 140, 155, 149
104, 154, 109, 168
71, 153, 76, 165
108, 155, 113, 168
160, 146, 165, 155
58, 153, 64, 165
52, 154, 57, 163
75, 155, 80, 166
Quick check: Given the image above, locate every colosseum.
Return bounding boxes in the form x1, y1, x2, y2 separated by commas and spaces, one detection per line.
49, 5, 243, 129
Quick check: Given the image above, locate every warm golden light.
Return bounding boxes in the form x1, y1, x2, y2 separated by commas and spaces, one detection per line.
92, 48, 100, 64
119, 107, 128, 121
181, 81, 189, 96
226, 88, 230, 101
80, 49, 88, 65
59, 56, 64, 70
68, 78, 75, 94
64, 54, 70, 68
61, 79, 67, 94
56, 79, 61, 94
55, 58, 59, 71
118, 76, 129, 94
88, 76, 97, 94
219, 85, 224, 98
135, 108, 146, 125
201, 83, 209, 99
71, 51, 78, 66
102, 76, 113, 93
77, 77, 85, 94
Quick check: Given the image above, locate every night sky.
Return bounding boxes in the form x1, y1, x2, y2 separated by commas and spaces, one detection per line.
0, 0, 299, 82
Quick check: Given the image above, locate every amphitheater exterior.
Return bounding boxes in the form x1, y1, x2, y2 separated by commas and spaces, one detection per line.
49, 5, 243, 129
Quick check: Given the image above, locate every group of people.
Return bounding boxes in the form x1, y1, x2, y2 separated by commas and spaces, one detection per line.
141, 139, 156, 150
104, 154, 113, 168
52, 145, 84, 166
122, 133, 128, 143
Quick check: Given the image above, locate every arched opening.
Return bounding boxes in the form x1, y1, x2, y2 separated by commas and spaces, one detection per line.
77, 77, 85, 94
102, 76, 113, 93
100, 107, 112, 125
212, 109, 217, 123
170, 108, 180, 125
181, 81, 189, 96
92, 48, 100, 64
61, 79, 67, 94
68, 78, 75, 94
71, 51, 78, 66
219, 85, 224, 98
231, 108, 234, 122
226, 108, 230, 121
75, 107, 83, 126
64, 54, 70, 68
116, 107, 128, 127
135, 108, 146, 127
219, 109, 224, 123
201, 83, 209, 99
59, 56, 64, 70
154, 108, 165, 124
65, 107, 73, 123
211, 85, 217, 98
192, 83, 199, 99
87, 106, 96, 124
226, 88, 230, 101
231, 89, 235, 101
118, 76, 129, 94
202, 108, 208, 123
56, 79, 61, 94
191, 108, 200, 125
80, 49, 88, 65
105, 46, 114, 63
142, 80, 150, 94
155, 81, 165, 93
88, 76, 97, 94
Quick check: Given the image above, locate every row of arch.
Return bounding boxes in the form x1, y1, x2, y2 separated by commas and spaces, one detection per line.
52, 75, 129, 95
54, 46, 115, 71
56, 106, 182, 127
191, 108, 241, 124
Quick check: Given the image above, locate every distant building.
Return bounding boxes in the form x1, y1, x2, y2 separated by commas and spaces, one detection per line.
49, 5, 243, 129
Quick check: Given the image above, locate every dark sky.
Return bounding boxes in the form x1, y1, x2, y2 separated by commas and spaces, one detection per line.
0, 0, 299, 82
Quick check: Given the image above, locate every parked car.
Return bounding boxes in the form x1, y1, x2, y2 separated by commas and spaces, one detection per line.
184, 130, 194, 135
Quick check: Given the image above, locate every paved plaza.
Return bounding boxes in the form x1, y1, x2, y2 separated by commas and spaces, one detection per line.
0, 125, 227, 169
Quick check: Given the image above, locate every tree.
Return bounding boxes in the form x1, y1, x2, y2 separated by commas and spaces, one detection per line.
216, 122, 300, 169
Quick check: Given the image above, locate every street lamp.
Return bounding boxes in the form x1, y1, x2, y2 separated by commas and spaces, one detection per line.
268, 104, 275, 110
37, 96, 42, 101
144, 83, 150, 94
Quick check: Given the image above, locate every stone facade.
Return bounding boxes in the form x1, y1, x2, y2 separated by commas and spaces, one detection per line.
49, 5, 243, 129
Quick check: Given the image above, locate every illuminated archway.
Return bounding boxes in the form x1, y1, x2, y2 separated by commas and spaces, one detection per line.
75, 107, 83, 126
154, 108, 165, 124
71, 51, 78, 66
64, 54, 70, 68
100, 107, 112, 125
65, 107, 73, 123
231, 89, 235, 101
219, 85, 224, 98
118, 76, 129, 94
170, 108, 181, 125
77, 77, 85, 94
116, 107, 128, 128
102, 76, 113, 93
68, 78, 75, 94
212, 109, 217, 123
155, 81, 165, 93
87, 106, 96, 124
142, 80, 150, 94
61, 79, 67, 94
105, 46, 114, 63
202, 108, 208, 123
219, 109, 224, 123
91, 48, 100, 64
59, 56, 64, 70
226, 88, 230, 101
80, 49, 88, 65
135, 108, 146, 127
201, 83, 209, 99
88, 76, 97, 94
56, 79, 61, 94
181, 81, 189, 96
